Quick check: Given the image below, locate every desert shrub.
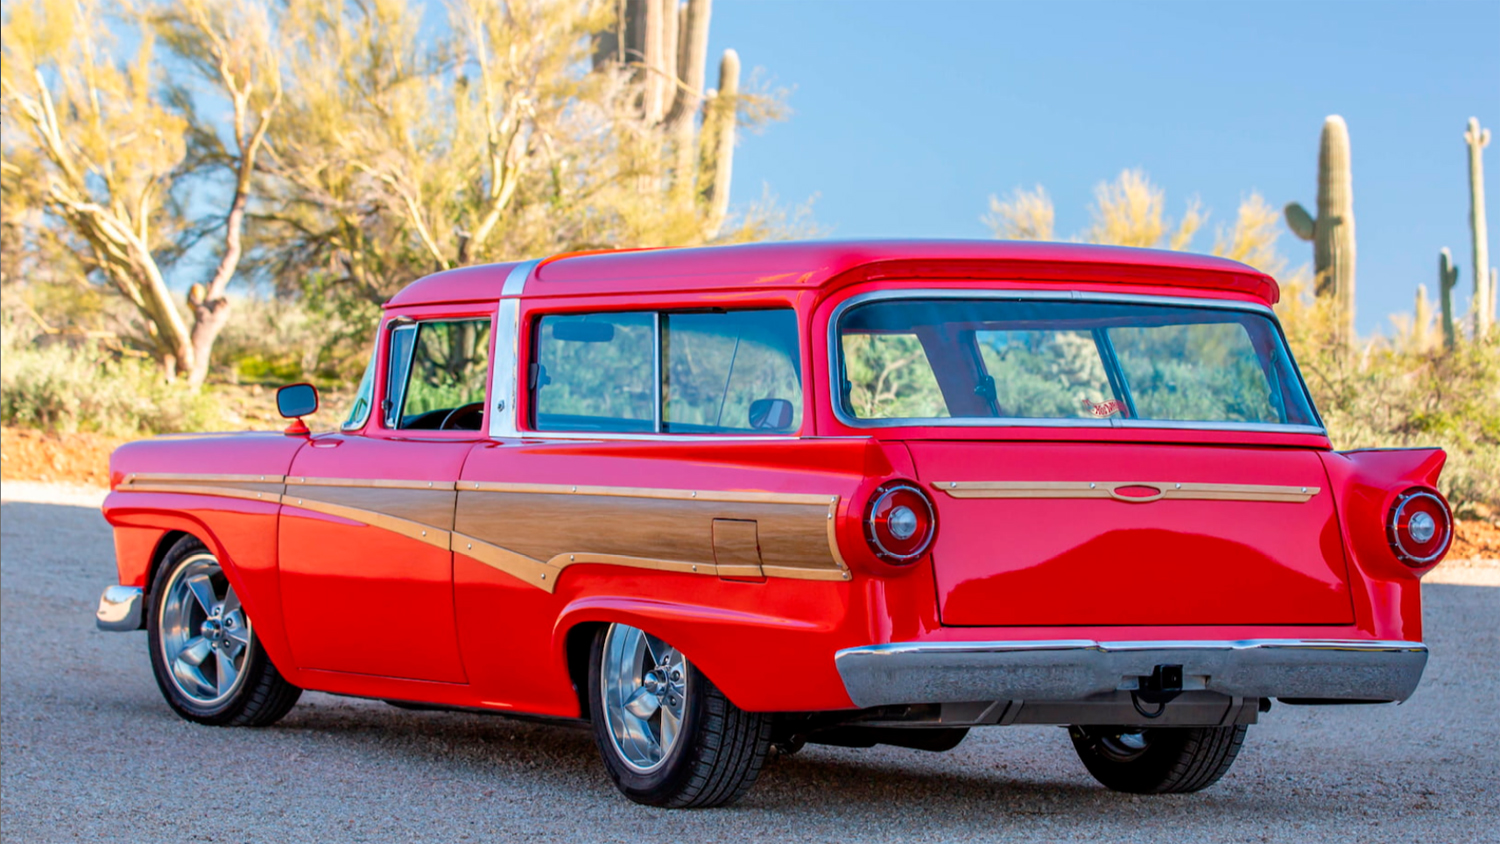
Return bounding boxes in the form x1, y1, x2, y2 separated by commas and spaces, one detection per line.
210, 295, 369, 388
0, 315, 228, 436
1277, 281, 1500, 513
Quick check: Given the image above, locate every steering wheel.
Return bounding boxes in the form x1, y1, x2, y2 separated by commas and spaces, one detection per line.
439, 401, 485, 431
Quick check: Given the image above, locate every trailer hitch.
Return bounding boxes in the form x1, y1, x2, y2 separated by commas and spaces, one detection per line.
1131, 664, 1184, 719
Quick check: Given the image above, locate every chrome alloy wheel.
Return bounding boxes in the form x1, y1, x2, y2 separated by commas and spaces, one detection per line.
1089, 728, 1151, 761
157, 553, 252, 706
600, 624, 689, 773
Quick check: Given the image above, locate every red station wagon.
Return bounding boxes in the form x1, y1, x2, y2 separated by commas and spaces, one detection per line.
96, 240, 1451, 807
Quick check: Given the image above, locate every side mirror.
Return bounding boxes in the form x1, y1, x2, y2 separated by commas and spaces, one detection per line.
748, 398, 794, 431
277, 383, 319, 434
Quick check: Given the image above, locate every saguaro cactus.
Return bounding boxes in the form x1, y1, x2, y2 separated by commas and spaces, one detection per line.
1439, 248, 1460, 350
597, 0, 739, 239
1285, 115, 1357, 346
1465, 117, 1492, 338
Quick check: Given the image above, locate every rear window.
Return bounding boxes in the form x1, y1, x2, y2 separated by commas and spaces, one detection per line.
836, 297, 1317, 428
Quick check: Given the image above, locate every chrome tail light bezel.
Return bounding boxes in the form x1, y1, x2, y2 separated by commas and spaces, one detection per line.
1386, 488, 1453, 566
863, 481, 937, 565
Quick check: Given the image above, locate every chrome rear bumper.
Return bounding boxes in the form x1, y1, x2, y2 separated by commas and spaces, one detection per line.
96, 586, 145, 632
834, 638, 1428, 709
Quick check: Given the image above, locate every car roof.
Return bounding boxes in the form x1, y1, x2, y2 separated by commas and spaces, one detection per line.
384, 239, 1278, 308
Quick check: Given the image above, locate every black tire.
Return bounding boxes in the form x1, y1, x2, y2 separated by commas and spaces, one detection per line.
147, 536, 301, 727
588, 624, 773, 808
1069, 724, 1247, 794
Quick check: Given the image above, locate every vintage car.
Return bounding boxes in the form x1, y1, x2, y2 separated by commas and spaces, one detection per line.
96, 240, 1450, 807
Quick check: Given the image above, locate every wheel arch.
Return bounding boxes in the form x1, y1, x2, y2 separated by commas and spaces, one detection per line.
552, 596, 853, 713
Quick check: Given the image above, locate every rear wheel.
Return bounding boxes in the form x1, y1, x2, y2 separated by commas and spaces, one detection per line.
588, 623, 772, 808
147, 536, 301, 727
1069, 725, 1247, 794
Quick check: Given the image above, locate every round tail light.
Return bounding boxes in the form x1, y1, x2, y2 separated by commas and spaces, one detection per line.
864, 481, 936, 564
1386, 488, 1452, 566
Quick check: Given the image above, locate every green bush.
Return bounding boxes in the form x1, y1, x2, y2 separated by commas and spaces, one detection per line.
1, 327, 228, 436
1277, 283, 1500, 513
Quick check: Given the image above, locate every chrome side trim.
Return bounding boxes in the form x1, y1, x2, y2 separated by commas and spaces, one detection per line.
501, 258, 539, 298
96, 585, 145, 631
826, 288, 1327, 435
490, 258, 541, 440
933, 480, 1320, 503
834, 638, 1428, 709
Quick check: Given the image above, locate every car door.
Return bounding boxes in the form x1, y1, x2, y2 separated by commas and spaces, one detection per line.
278, 315, 493, 683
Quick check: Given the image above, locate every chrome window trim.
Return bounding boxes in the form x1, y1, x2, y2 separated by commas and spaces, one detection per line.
383, 322, 419, 428
827, 288, 1326, 435
522, 305, 806, 440
489, 259, 540, 439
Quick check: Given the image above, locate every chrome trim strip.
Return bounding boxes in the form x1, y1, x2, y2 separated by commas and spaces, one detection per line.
125, 472, 285, 484
833, 638, 1428, 709
490, 258, 541, 440
117, 483, 283, 504
501, 258, 539, 298
96, 585, 145, 631
284, 477, 456, 491
826, 288, 1327, 435
459, 480, 837, 507
933, 480, 1320, 503
514, 432, 811, 442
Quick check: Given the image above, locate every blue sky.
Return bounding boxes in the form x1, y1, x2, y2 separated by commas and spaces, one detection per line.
707, 0, 1499, 334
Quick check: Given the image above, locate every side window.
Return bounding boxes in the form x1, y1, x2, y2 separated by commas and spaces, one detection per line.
385, 319, 492, 430
533, 312, 656, 432
342, 348, 376, 430
662, 310, 802, 433
532, 309, 803, 434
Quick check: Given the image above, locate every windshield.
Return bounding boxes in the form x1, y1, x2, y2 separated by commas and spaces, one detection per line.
835, 297, 1318, 428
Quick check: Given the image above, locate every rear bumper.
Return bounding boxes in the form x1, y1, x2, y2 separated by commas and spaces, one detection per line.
834, 638, 1428, 708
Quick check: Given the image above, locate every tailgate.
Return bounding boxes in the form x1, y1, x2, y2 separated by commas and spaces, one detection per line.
909, 442, 1354, 626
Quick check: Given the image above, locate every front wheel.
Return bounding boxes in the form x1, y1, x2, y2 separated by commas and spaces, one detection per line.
588, 623, 772, 807
1069, 725, 1247, 794
147, 536, 301, 727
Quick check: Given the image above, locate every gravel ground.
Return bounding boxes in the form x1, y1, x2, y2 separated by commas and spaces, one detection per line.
2, 486, 1497, 843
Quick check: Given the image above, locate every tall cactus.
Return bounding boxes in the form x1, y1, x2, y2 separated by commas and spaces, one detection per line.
1465, 117, 1492, 338
595, 0, 737, 239
1439, 247, 1460, 351
698, 49, 739, 239
1285, 115, 1357, 347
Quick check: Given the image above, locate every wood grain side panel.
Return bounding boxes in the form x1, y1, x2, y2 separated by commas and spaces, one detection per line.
284, 498, 451, 551
118, 483, 285, 503
454, 492, 844, 577
285, 486, 457, 529
712, 519, 764, 580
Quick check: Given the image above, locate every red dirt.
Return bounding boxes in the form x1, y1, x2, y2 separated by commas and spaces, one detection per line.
1, 427, 128, 488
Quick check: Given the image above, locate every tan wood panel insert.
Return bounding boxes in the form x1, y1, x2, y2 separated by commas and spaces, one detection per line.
712, 519, 764, 581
